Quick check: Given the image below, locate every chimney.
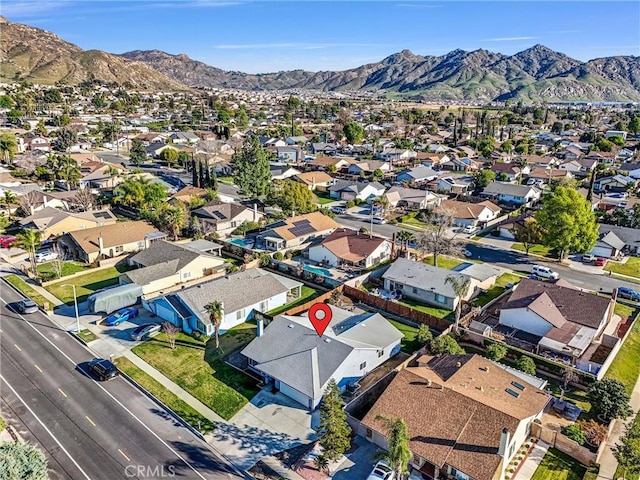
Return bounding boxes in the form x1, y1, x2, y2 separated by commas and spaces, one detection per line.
98, 236, 104, 252
498, 428, 510, 457
257, 317, 264, 337
253, 203, 258, 222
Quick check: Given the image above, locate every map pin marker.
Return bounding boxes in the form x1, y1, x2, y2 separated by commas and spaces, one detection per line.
308, 303, 332, 337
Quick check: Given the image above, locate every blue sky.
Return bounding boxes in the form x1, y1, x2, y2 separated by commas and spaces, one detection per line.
3, 1, 639, 74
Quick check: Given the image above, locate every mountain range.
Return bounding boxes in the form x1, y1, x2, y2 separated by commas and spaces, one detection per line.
2, 16, 640, 102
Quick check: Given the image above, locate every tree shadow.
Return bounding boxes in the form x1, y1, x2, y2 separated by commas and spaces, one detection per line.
166, 440, 244, 478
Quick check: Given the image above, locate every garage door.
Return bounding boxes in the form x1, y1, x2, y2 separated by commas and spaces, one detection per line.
156, 303, 177, 324
279, 382, 310, 409
591, 246, 612, 258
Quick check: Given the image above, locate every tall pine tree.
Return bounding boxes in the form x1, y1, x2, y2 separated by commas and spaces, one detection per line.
318, 379, 352, 462
232, 136, 272, 198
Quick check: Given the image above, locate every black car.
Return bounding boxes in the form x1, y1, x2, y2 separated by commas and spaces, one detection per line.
88, 358, 119, 381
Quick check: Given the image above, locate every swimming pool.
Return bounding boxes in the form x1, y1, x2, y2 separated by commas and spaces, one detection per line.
303, 264, 333, 277
227, 238, 253, 247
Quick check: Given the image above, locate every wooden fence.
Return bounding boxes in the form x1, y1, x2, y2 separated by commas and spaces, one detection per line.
284, 287, 342, 316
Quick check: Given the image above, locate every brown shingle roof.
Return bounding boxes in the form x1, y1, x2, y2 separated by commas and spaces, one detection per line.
436, 199, 501, 220
318, 228, 387, 262
294, 171, 335, 185
268, 211, 339, 241
67, 221, 160, 254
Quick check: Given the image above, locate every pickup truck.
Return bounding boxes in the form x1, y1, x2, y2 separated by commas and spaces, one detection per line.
582, 253, 596, 263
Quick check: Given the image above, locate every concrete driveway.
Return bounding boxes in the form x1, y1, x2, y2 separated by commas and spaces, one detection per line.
210, 387, 318, 469
331, 436, 379, 480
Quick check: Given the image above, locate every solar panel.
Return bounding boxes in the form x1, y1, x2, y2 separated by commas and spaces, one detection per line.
212, 211, 227, 220
505, 388, 520, 398
511, 381, 526, 391
289, 224, 316, 236
94, 212, 112, 219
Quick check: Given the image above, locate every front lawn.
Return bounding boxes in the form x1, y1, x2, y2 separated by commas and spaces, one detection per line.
77, 329, 97, 343
313, 192, 335, 205
45, 264, 133, 304
115, 357, 215, 433
266, 286, 322, 316
605, 256, 640, 278
605, 305, 640, 396
474, 273, 523, 306
422, 254, 463, 270
398, 211, 427, 228
396, 297, 453, 320
37, 261, 89, 282
132, 323, 258, 420
388, 319, 422, 353
512, 243, 553, 257
530, 448, 586, 480
4, 274, 49, 308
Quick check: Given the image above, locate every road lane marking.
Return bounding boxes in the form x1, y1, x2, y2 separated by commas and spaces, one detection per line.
0, 375, 92, 480
58, 388, 68, 398
34, 364, 42, 373
14, 344, 21, 351
85, 416, 96, 427
0, 295, 211, 480
118, 449, 130, 462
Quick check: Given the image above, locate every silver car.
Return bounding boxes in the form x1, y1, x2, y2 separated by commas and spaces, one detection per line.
130, 323, 161, 341
16, 299, 39, 314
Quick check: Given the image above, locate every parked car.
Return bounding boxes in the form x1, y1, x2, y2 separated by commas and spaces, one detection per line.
372, 217, 386, 224
617, 287, 640, 301
331, 205, 347, 214
35, 250, 58, 263
367, 461, 395, 480
582, 253, 596, 263
130, 323, 161, 341
462, 225, 478, 234
88, 358, 119, 381
531, 264, 560, 280
15, 299, 38, 314
0, 235, 18, 248
103, 307, 139, 326
594, 257, 607, 267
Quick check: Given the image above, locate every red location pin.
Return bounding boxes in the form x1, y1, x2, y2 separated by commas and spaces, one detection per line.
308, 303, 332, 337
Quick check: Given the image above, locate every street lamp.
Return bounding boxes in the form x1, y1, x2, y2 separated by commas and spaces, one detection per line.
61, 284, 80, 334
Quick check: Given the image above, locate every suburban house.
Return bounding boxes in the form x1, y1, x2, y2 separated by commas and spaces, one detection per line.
147, 268, 303, 335
382, 258, 475, 311
347, 160, 392, 176
385, 186, 442, 211
594, 175, 637, 193
306, 156, 355, 171
257, 211, 339, 251
58, 221, 165, 264
596, 224, 640, 255
19, 207, 117, 239
481, 182, 542, 206
270, 165, 302, 180
191, 201, 262, 236
169, 131, 199, 144
435, 199, 501, 228
358, 354, 550, 480
311, 142, 338, 155
590, 230, 626, 259
119, 240, 226, 295
498, 278, 613, 359
241, 305, 403, 409
619, 162, 640, 179
293, 171, 336, 191
490, 162, 527, 182
395, 166, 439, 186
425, 176, 473, 195
275, 145, 303, 163
169, 186, 208, 205
307, 228, 392, 269
78, 163, 127, 190
527, 168, 574, 184
452, 262, 502, 290
441, 157, 481, 172
378, 148, 417, 164
328, 180, 386, 202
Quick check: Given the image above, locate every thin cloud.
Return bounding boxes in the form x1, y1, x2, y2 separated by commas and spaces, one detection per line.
1, 0, 74, 18
213, 42, 389, 50
485, 36, 537, 42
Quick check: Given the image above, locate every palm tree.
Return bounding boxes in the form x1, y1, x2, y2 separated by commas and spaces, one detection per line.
17, 228, 42, 277
3, 191, 17, 220
374, 415, 412, 479
445, 274, 471, 333
0, 133, 18, 164
396, 230, 415, 253
105, 165, 121, 189
203, 301, 223, 349
161, 205, 186, 241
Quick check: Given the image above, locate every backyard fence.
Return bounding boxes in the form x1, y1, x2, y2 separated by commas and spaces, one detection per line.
283, 287, 342, 316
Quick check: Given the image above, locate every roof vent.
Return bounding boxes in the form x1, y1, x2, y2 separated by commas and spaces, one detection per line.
426, 379, 432, 386
456, 361, 462, 368
477, 385, 484, 392
324, 338, 331, 343
481, 366, 489, 372
288, 324, 294, 328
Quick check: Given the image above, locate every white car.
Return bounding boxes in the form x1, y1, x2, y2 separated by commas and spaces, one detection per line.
331, 205, 347, 214
367, 461, 395, 480
462, 225, 478, 234
35, 250, 59, 263
531, 264, 559, 280
372, 217, 386, 224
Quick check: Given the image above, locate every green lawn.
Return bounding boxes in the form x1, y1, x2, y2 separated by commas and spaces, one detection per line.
132, 323, 259, 420
388, 319, 422, 353
474, 273, 523, 307
313, 192, 335, 205
605, 305, 640, 396
37, 261, 89, 282
266, 286, 322, 316
217, 176, 235, 184
397, 297, 453, 319
77, 329, 97, 343
422, 254, 463, 270
615, 302, 639, 320
45, 265, 133, 305
115, 357, 215, 433
530, 448, 586, 480
4, 274, 49, 308
605, 257, 640, 279
399, 212, 427, 228
512, 243, 553, 257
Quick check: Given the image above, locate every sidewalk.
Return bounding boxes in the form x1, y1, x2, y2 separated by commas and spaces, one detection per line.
597, 372, 640, 480
511, 440, 549, 480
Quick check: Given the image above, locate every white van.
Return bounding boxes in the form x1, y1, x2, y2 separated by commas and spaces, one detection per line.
531, 265, 559, 280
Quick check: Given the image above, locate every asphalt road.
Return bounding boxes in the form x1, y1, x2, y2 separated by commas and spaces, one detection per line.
334, 213, 639, 294
0, 280, 244, 480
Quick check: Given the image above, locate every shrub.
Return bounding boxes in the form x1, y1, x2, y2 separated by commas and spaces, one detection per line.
578, 419, 609, 446
346, 200, 355, 209
515, 356, 537, 375
485, 342, 507, 361
417, 324, 433, 345
430, 335, 465, 355
273, 252, 284, 261
190, 331, 208, 343
561, 423, 586, 445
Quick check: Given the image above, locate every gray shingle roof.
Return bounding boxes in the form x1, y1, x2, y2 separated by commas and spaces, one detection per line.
124, 260, 181, 285
382, 258, 469, 298
482, 181, 539, 197
130, 240, 211, 271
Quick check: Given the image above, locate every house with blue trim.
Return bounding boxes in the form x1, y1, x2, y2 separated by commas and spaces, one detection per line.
146, 269, 303, 335
241, 305, 403, 409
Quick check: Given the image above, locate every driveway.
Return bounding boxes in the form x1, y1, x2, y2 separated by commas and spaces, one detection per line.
210, 387, 318, 469
331, 436, 378, 480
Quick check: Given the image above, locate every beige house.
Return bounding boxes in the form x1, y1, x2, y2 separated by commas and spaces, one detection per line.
58, 221, 165, 264
19, 207, 117, 239
120, 240, 226, 295
293, 171, 336, 191
191, 201, 262, 236
257, 211, 340, 251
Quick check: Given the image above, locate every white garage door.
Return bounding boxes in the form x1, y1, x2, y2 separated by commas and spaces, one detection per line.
591, 246, 613, 258
279, 382, 310, 409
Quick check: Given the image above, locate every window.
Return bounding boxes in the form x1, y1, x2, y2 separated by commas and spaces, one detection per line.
231, 221, 237, 228
412, 287, 418, 294
137, 241, 145, 248
183, 271, 191, 280
377, 349, 384, 358
260, 301, 267, 312
196, 319, 206, 333
435, 293, 446, 303
450, 467, 470, 480
115, 245, 124, 253
236, 309, 244, 320
360, 361, 367, 370
366, 428, 372, 439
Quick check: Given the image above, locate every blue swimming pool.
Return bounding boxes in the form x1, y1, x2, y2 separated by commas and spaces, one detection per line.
227, 238, 253, 247
303, 265, 333, 277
